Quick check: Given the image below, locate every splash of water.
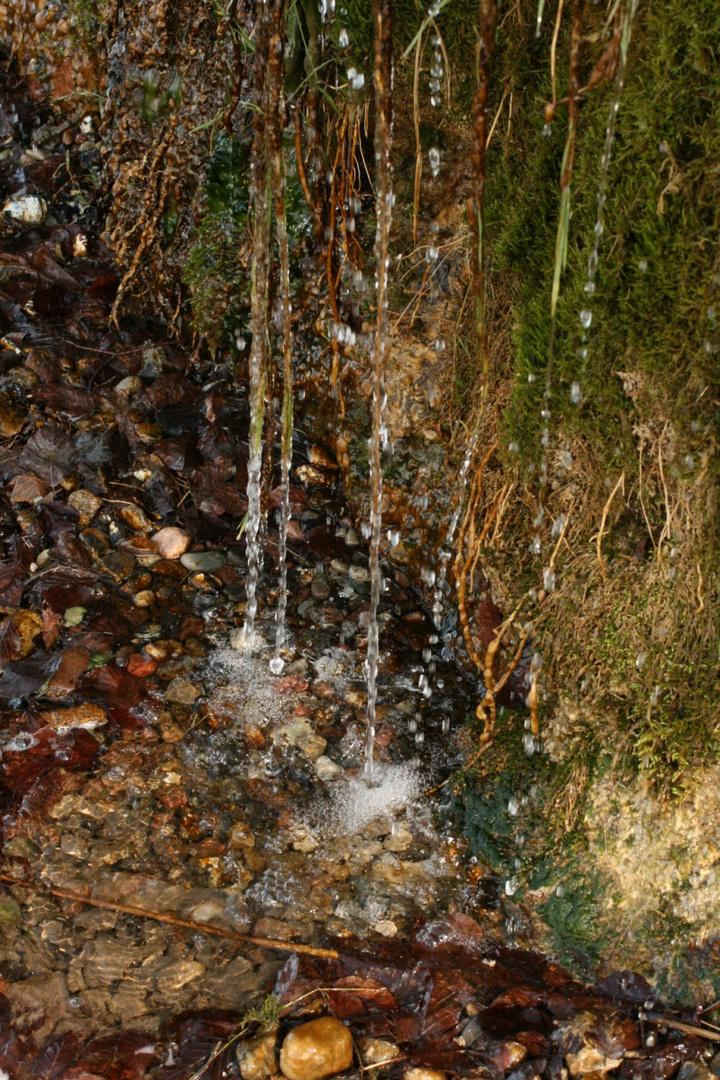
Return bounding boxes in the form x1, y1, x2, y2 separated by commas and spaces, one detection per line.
324, 762, 422, 837
364, 0, 394, 787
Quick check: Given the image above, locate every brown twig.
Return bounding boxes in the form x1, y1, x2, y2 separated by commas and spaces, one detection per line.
593, 470, 625, 579
0, 872, 340, 960
640, 1011, 720, 1043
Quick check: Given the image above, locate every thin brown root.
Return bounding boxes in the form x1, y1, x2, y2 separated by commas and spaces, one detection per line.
593, 470, 625, 579
0, 872, 339, 960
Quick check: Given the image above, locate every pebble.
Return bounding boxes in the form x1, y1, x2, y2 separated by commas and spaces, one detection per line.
3, 194, 47, 224
119, 504, 154, 532
383, 825, 413, 853
152, 527, 190, 559
297, 733, 327, 761
164, 678, 202, 705
315, 755, 344, 782
344, 527, 360, 547
238, 1033, 279, 1080
349, 566, 369, 582
311, 576, 331, 601
404, 1070, 447, 1080
228, 823, 255, 848
68, 489, 102, 525
181, 551, 227, 572
279, 1017, 353, 1080
361, 1039, 400, 1066
678, 1066, 715, 1080
133, 590, 155, 608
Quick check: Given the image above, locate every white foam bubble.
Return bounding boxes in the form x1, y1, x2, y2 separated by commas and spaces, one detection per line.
323, 762, 423, 837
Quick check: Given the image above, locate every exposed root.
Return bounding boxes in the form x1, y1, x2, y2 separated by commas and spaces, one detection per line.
592, 470, 625, 579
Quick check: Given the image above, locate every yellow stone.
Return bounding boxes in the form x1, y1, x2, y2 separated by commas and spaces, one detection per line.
279, 1017, 353, 1080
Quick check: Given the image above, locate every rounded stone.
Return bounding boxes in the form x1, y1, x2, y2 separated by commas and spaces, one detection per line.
152, 526, 190, 559
404, 1070, 447, 1080
279, 1016, 353, 1080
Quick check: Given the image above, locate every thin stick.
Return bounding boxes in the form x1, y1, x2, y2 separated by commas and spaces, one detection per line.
640, 1012, 720, 1043
412, 26, 424, 247
0, 872, 340, 960
593, 470, 625, 579
550, 0, 565, 110
637, 437, 657, 552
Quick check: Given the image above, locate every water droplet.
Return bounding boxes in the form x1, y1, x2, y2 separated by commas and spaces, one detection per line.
508, 440, 519, 453
507, 797, 519, 816
338, 27, 349, 47
635, 652, 646, 670
504, 876, 520, 896
579, 309, 592, 329
584, 281, 596, 295
684, 453, 694, 469
269, 656, 284, 674
570, 381, 582, 404
638, 258, 648, 273
560, 449, 572, 469
527, 372, 536, 383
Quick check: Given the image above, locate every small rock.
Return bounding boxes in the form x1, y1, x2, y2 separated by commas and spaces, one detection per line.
152, 526, 190, 559
115, 376, 143, 397
133, 590, 155, 608
155, 959, 204, 995
360, 1039, 400, 1067
383, 824, 413, 853
292, 826, 319, 853
0, 899, 21, 926
43, 703, 107, 731
297, 733, 327, 761
3, 194, 47, 224
404, 1070, 447, 1080
165, 678, 202, 705
238, 1032, 279, 1080
373, 920, 398, 937
229, 823, 255, 848
344, 528, 360, 547
9, 609, 43, 659
280, 1016, 353, 1080
311, 576, 331, 601
308, 444, 338, 469
678, 1065, 715, 1080
181, 551, 227, 572
315, 755, 344, 782
68, 489, 102, 525
119, 503, 154, 532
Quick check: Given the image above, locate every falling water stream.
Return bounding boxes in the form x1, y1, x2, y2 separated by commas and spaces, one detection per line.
269, 3, 294, 675
241, 1, 273, 657
363, 0, 394, 786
